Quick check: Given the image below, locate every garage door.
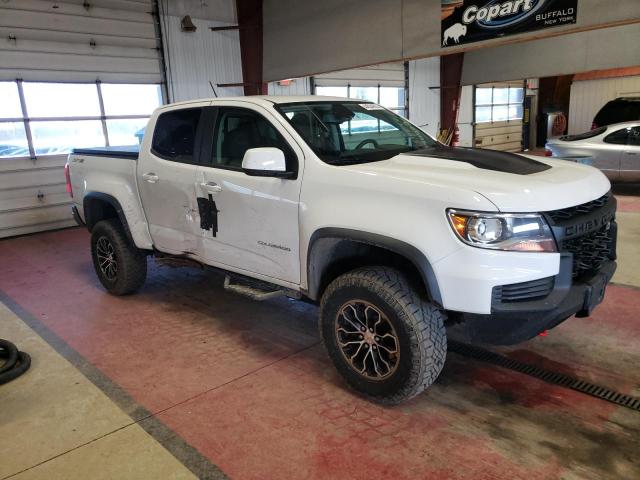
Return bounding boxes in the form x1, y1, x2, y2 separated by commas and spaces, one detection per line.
474, 81, 524, 153
0, 0, 164, 238
314, 63, 407, 117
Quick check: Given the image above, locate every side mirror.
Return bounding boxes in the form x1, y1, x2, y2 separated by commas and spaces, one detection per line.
241, 148, 294, 178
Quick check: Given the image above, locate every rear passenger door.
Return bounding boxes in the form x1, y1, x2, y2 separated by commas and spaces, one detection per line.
195, 103, 304, 285
591, 128, 627, 181
621, 126, 640, 182
138, 106, 205, 254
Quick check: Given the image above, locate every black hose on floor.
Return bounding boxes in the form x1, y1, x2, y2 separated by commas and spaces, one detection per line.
0, 339, 31, 385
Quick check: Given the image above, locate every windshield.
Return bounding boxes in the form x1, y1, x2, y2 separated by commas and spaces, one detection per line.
276, 101, 438, 165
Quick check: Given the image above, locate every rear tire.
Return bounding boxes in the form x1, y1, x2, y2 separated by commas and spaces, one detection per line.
91, 219, 147, 295
320, 267, 446, 404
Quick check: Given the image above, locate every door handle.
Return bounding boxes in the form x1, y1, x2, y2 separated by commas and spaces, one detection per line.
200, 181, 222, 193
142, 172, 159, 183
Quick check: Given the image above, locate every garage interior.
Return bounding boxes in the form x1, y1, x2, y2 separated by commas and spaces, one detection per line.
1, 1, 640, 479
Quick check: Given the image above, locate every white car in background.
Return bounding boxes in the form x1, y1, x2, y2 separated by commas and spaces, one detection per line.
546, 121, 640, 182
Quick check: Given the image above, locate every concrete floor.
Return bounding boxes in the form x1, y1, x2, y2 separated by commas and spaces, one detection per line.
1, 192, 639, 480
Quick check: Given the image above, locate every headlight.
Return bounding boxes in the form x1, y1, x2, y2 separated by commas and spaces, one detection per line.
447, 209, 556, 252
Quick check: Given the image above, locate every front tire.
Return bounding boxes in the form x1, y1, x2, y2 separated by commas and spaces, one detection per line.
91, 219, 147, 295
320, 267, 446, 404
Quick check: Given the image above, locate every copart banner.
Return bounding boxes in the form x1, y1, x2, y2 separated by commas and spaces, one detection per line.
441, 0, 578, 47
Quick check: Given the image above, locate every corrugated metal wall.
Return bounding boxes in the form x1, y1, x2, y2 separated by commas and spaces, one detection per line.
569, 75, 640, 134
268, 78, 311, 96
0, 0, 164, 238
457, 85, 474, 147
159, 10, 244, 102
408, 57, 439, 137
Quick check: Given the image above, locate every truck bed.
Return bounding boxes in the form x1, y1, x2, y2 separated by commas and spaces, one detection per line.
71, 145, 139, 160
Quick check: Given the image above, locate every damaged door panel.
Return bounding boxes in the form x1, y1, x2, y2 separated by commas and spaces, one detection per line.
197, 194, 220, 236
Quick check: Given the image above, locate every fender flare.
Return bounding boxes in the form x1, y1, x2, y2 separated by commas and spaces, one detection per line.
306, 228, 442, 306
83, 192, 135, 245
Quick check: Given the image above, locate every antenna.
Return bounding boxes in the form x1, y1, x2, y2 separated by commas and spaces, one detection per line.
209, 81, 218, 98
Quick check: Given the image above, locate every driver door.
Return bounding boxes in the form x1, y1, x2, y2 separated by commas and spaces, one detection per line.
195, 103, 304, 285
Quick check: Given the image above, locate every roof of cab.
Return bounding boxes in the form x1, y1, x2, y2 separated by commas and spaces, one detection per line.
156, 95, 364, 111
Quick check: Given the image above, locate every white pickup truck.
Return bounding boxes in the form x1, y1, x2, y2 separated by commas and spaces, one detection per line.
66, 96, 617, 404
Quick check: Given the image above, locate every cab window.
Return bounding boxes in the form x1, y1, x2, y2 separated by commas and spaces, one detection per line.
151, 108, 203, 163
211, 107, 296, 171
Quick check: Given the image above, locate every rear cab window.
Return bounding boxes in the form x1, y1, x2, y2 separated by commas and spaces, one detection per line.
151, 108, 203, 163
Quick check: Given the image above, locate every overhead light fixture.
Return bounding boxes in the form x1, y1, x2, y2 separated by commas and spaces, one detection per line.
181, 16, 197, 33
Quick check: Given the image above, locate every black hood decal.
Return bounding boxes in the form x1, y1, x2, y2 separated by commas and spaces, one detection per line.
408, 145, 551, 175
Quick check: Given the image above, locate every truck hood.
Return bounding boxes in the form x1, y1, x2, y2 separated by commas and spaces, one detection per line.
344, 146, 610, 212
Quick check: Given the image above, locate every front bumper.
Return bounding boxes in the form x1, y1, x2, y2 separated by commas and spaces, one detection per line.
456, 257, 616, 345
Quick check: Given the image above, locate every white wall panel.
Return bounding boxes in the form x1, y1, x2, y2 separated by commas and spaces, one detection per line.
268, 78, 311, 96
163, 0, 237, 23
408, 57, 439, 137
569, 75, 640, 134
457, 86, 474, 147
161, 15, 243, 102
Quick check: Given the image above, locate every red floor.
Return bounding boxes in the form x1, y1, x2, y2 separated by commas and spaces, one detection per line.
1, 228, 639, 479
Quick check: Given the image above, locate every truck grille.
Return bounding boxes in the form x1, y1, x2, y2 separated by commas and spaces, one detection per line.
561, 224, 616, 278
546, 193, 611, 222
493, 277, 555, 303
545, 192, 617, 279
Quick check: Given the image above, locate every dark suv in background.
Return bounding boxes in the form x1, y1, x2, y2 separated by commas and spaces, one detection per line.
593, 97, 640, 129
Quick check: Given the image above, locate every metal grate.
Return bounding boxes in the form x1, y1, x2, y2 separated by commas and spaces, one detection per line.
546, 192, 611, 222
449, 340, 640, 412
561, 224, 615, 278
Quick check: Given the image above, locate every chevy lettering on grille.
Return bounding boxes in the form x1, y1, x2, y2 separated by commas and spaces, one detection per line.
564, 210, 615, 239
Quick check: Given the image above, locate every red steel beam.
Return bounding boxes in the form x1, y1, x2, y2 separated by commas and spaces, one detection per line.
235, 0, 267, 95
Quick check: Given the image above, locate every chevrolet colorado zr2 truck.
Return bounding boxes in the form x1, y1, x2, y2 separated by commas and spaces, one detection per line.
65, 96, 617, 404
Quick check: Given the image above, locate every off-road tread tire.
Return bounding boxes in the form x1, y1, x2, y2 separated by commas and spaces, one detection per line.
91, 219, 147, 295
320, 266, 447, 405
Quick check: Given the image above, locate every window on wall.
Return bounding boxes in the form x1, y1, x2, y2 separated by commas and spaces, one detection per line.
316, 85, 406, 117
475, 86, 524, 124
0, 81, 163, 158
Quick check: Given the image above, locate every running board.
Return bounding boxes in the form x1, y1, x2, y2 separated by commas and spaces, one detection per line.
223, 275, 298, 301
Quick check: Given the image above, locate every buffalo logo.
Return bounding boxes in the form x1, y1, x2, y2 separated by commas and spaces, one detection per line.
442, 23, 467, 46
